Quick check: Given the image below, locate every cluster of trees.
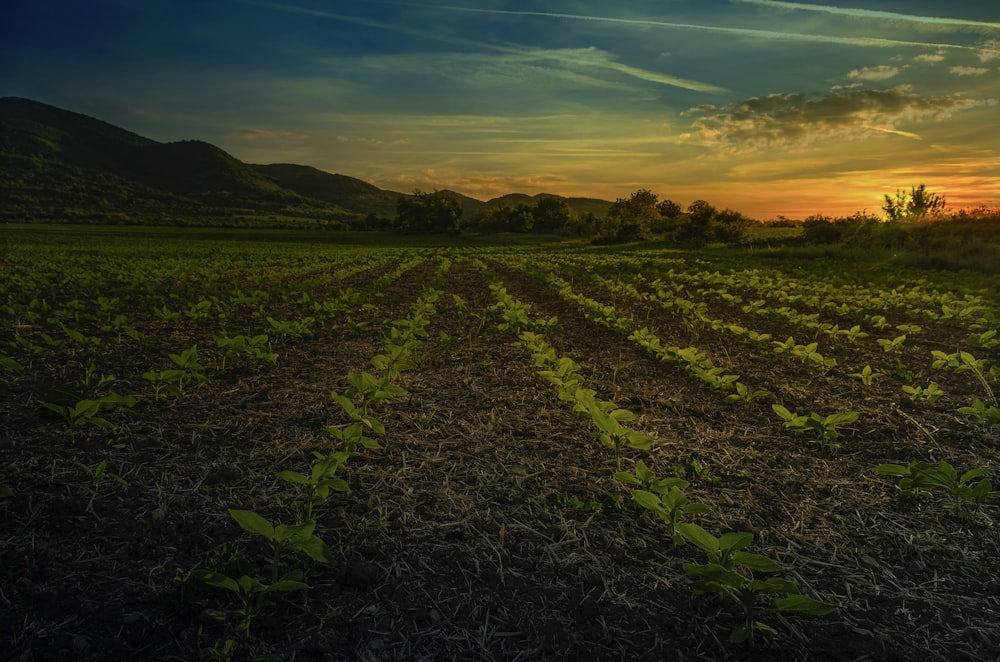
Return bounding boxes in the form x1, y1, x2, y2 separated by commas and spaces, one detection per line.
591, 189, 752, 246
390, 188, 752, 246
470, 197, 576, 234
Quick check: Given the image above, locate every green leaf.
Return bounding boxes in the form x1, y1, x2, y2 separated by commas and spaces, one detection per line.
193, 570, 240, 593
676, 523, 719, 554
632, 490, 665, 513
718, 532, 753, 553
229, 509, 275, 539
732, 551, 782, 573
614, 471, 642, 486
278, 470, 311, 486
265, 578, 311, 593
294, 536, 334, 564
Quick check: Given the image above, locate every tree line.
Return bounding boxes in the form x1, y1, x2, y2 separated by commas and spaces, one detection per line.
386, 188, 753, 246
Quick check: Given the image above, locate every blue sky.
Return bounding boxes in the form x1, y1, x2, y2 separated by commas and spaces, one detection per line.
3, 0, 998, 217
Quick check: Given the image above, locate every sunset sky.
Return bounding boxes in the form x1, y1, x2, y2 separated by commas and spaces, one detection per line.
3, 1, 998, 218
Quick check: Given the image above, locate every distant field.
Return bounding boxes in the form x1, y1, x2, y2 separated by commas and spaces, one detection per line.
3, 225, 999, 660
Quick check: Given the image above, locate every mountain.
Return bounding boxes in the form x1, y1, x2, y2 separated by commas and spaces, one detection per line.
485, 192, 612, 218
251, 163, 406, 217
0, 97, 611, 225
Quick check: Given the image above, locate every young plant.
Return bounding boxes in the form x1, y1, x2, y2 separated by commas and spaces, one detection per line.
676, 523, 838, 650
956, 398, 1000, 427
877, 334, 907, 353
875, 460, 999, 520
279, 451, 351, 522
772, 405, 859, 452
618, 463, 710, 544
143, 345, 207, 398
901, 381, 945, 405
572, 388, 653, 470
849, 365, 885, 386
43, 394, 137, 435
724, 382, 773, 408
227, 509, 333, 583
192, 568, 310, 640
75, 458, 127, 512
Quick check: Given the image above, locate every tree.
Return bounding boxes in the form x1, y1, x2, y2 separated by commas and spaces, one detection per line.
395, 190, 463, 233
883, 184, 946, 222
678, 199, 717, 245
477, 203, 533, 233
599, 189, 660, 242
531, 197, 573, 233
713, 208, 752, 243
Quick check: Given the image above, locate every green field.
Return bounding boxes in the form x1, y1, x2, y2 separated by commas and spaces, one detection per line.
2, 225, 999, 660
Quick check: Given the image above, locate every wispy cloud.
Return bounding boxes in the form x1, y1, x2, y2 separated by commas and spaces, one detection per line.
682, 87, 992, 149
950, 66, 990, 77
236, 128, 309, 141
335, 134, 411, 145
914, 52, 946, 63
863, 126, 922, 140
243, 1, 725, 93
731, 0, 1000, 31
428, 4, 999, 54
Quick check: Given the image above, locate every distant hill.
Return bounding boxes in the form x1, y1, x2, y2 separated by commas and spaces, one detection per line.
251, 163, 406, 217
485, 192, 612, 218
0, 97, 611, 225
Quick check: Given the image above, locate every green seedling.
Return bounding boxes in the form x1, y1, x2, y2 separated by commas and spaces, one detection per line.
329, 371, 404, 453
143, 345, 207, 398
183, 299, 214, 321
956, 398, 1000, 426
60, 324, 101, 350
615, 460, 689, 494
266, 316, 315, 339
840, 325, 869, 343
877, 334, 907, 353
724, 382, 773, 407
228, 509, 333, 583
772, 404, 859, 451
571, 388, 653, 470
213, 333, 277, 370
632, 485, 710, 541
676, 523, 838, 650
75, 458, 127, 511
43, 394, 137, 435
279, 451, 351, 522
0, 353, 24, 372
868, 315, 891, 330
371, 341, 419, 376
902, 381, 945, 405
932, 350, 996, 407
875, 460, 999, 519
849, 365, 885, 386
152, 305, 180, 322
192, 568, 310, 639
537, 356, 585, 390
968, 329, 1000, 349
896, 324, 922, 335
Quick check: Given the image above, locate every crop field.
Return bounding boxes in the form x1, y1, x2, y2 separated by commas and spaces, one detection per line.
2, 225, 999, 661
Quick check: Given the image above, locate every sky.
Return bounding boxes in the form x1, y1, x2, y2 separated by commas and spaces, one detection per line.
2, 0, 999, 219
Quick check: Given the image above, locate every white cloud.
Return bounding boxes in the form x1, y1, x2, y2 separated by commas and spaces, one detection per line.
950, 66, 990, 76
848, 65, 903, 81
914, 52, 946, 64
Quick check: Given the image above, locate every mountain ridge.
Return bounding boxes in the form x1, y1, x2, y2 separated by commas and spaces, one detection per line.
0, 97, 611, 224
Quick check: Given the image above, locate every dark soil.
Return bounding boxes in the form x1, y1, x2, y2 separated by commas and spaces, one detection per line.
2, 250, 999, 662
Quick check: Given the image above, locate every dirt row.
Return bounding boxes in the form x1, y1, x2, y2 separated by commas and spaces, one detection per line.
1, 257, 998, 661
